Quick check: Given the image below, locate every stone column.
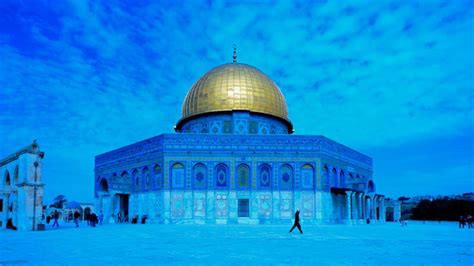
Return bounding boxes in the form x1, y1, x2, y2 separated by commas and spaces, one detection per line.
367, 197, 372, 220
351, 192, 357, 222
358, 194, 363, 220
345, 192, 352, 223
371, 196, 376, 220
380, 196, 385, 222
1, 193, 9, 229
109, 193, 116, 223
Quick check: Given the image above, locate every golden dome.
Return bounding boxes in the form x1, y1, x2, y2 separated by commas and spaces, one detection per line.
179, 63, 291, 125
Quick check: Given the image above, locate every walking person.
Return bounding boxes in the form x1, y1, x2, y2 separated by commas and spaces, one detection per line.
90, 212, 98, 227
289, 209, 303, 234
52, 210, 60, 228
73, 211, 81, 227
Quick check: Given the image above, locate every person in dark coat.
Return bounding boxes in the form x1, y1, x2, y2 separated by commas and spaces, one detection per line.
6, 218, 17, 230
52, 210, 60, 228
90, 213, 98, 227
289, 209, 303, 234
73, 211, 81, 227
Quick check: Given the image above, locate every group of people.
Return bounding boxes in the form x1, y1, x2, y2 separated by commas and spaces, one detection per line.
44, 210, 104, 228
459, 215, 473, 229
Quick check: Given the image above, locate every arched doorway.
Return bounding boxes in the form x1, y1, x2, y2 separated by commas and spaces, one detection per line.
386, 206, 394, 221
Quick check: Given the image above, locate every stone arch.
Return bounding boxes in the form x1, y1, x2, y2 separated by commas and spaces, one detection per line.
236, 163, 250, 189
280, 164, 294, 190
153, 164, 162, 188
339, 170, 345, 188
171, 163, 185, 189
121, 171, 130, 181
132, 169, 140, 191
322, 165, 329, 190
13, 165, 19, 184
258, 163, 272, 188
331, 168, 338, 188
348, 173, 354, 180
99, 178, 109, 192
143, 167, 151, 190
215, 163, 228, 188
4, 170, 11, 186
386, 206, 394, 221
368, 180, 375, 192
192, 163, 207, 189
300, 164, 314, 189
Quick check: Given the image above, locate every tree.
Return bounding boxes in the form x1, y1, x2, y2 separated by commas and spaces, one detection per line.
398, 196, 411, 203
52, 195, 67, 209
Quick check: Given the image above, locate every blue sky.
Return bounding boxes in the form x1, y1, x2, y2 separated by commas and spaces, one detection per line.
0, 0, 473, 203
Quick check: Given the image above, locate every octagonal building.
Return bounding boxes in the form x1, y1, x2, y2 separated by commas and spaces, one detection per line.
94, 59, 385, 224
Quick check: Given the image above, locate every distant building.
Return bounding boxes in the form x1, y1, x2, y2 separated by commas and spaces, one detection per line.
94, 56, 385, 224
0, 141, 45, 230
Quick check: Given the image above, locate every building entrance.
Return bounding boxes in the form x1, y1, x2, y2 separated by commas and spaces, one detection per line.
118, 194, 129, 222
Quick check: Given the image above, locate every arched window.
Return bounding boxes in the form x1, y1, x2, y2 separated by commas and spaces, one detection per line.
368, 180, 375, 192
4, 170, 10, 186
258, 164, 272, 188
301, 164, 314, 189
331, 168, 338, 188
215, 163, 228, 188
171, 163, 185, 189
121, 171, 129, 182
193, 163, 207, 189
133, 169, 140, 191
143, 167, 151, 190
339, 170, 345, 188
14, 165, 19, 184
100, 178, 108, 192
236, 164, 250, 189
280, 164, 293, 190
154, 164, 162, 188
323, 166, 329, 190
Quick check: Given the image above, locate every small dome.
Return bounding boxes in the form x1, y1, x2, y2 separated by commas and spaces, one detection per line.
177, 63, 291, 129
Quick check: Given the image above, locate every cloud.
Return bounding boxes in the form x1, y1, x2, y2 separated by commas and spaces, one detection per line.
0, 0, 472, 201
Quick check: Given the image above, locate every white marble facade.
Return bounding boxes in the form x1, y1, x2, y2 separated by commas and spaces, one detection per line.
0, 141, 45, 231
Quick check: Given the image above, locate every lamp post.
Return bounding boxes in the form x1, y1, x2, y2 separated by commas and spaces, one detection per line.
32, 161, 39, 231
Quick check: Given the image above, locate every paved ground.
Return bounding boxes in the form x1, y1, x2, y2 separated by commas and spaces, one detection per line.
1, 221, 473, 265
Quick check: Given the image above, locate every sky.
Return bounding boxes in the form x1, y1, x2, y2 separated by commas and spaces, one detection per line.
0, 0, 473, 203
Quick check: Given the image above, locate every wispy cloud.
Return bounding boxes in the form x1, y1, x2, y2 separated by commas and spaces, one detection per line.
0, 0, 472, 201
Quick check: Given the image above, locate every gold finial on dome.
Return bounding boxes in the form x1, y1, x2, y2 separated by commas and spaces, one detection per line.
233, 44, 237, 63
